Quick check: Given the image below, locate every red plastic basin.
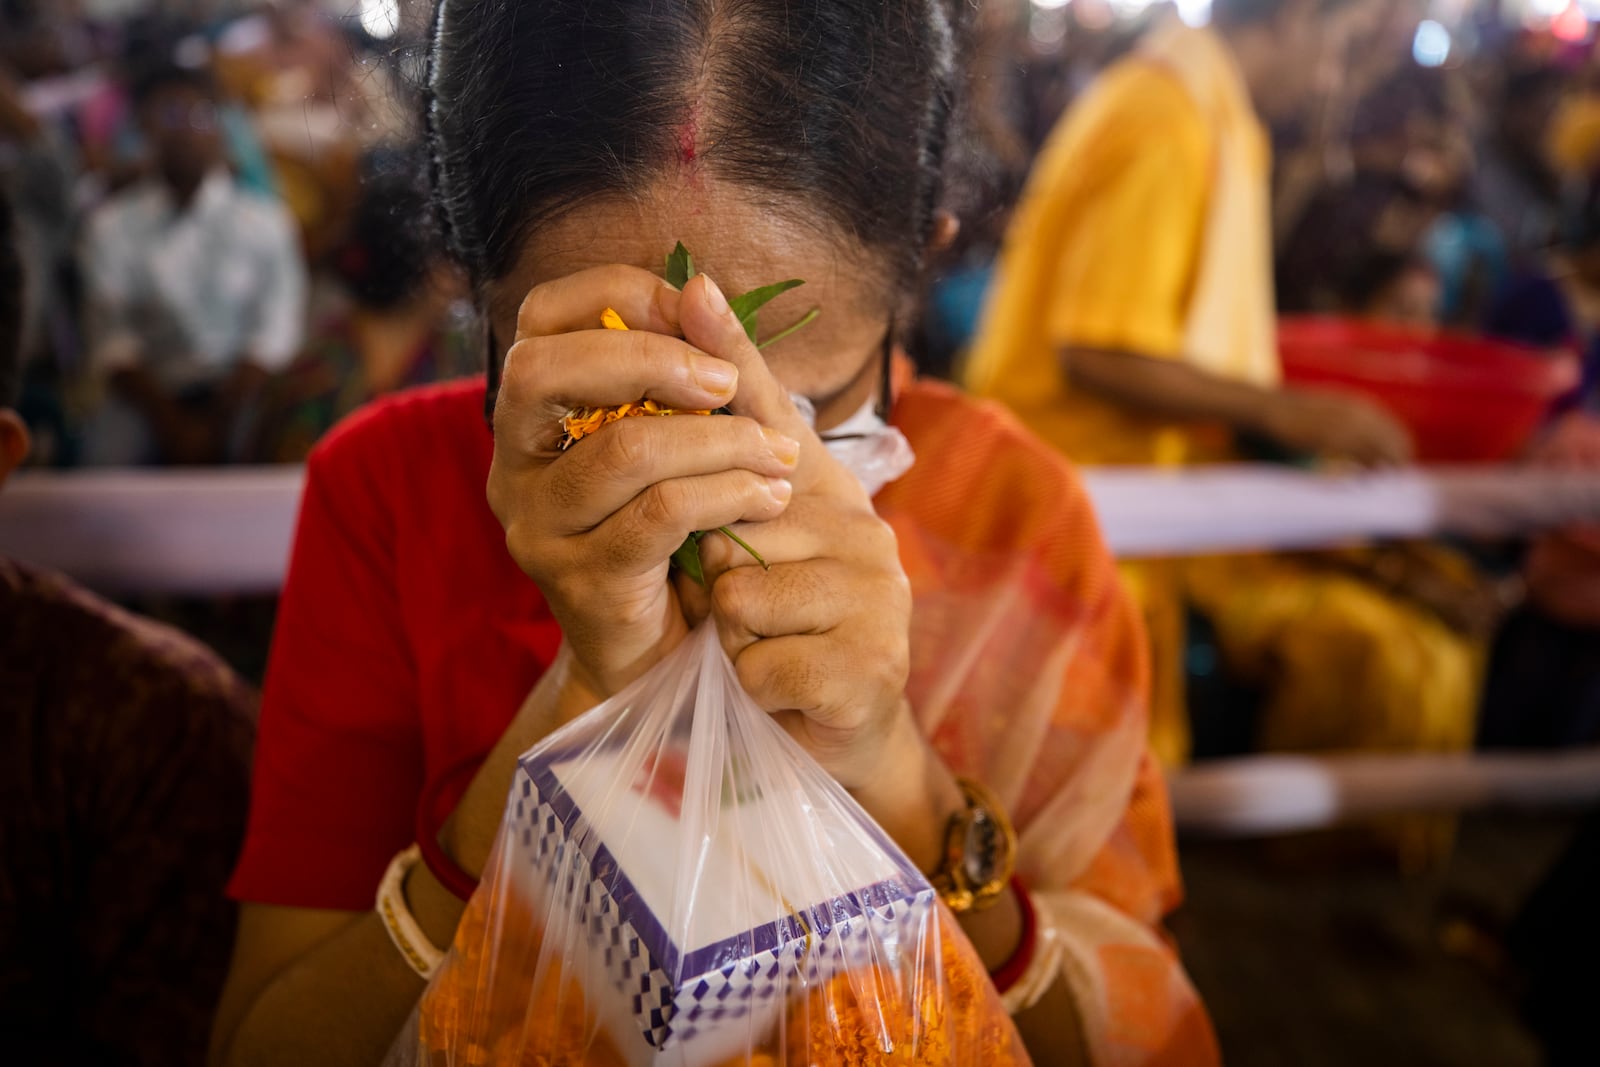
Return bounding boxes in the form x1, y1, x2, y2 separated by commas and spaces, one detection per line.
1277, 316, 1580, 463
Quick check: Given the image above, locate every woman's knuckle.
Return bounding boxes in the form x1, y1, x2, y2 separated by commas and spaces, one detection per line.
495, 340, 535, 402
862, 517, 899, 556
634, 481, 681, 532
882, 568, 912, 609
772, 656, 823, 703
502, 521, 541, 572
485, 468, 511, 521
735, 655, 767, 701
627, 327, 667, 367
596, 421, 652, 481
711, 569, 751, 620
514, 288, 550, 336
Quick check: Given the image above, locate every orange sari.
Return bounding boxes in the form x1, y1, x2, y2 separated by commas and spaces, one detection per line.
410, 378, 1216, 1067
879, 380, 1217, 1066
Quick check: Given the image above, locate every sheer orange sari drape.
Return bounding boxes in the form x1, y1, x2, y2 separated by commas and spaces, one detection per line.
878, 380, 1218, 1066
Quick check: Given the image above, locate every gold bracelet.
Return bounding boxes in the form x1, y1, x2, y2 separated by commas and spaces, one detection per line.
929, 777, 1018, 913
376, 844, 446, 980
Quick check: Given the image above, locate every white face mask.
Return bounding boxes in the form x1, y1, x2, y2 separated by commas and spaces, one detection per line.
791, 393, 916, 498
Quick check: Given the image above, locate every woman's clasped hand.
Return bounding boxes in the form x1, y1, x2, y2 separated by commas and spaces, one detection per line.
487, 266, 917, 791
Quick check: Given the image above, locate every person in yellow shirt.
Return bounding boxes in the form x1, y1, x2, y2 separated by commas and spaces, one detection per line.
965, 0, 1482, 825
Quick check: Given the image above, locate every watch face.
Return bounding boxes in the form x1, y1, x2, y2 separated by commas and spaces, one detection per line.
961, 809, 1001, 886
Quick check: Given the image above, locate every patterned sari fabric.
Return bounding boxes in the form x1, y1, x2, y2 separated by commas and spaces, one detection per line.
410, 379, 1215, 1066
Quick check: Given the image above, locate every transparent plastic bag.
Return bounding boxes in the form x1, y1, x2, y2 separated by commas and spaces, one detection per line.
393, 622, 1030, 1066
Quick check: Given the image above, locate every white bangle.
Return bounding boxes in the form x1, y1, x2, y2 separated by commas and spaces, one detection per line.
1000, 890, 1066, 1016
376, 844, 446, 980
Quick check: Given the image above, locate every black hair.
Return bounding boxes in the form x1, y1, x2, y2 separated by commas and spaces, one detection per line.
129, 61, 215, 109
1336, 250, 1433, 314
422, 0, 964, 299
335, 151, 443, 312
1350, 66, 1452, 146
0, 185, 21, 408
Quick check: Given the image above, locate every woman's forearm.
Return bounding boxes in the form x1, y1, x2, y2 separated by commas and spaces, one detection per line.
435, 650, 598, 884
217, 910, 427, 1067
1014, 972, 1092, 1065
214, 660, 597, 1067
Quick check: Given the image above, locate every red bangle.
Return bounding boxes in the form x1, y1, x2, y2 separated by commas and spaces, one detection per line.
988, 877, 1039, 995
414, 752, 487, 901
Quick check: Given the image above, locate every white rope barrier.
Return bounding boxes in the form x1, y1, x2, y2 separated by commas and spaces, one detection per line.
0, 467, 303, 595
4, 463, 1600, 837
4, 464, 1599, 594
1080, 465, 1600, 555
1169, 749, 1600, 835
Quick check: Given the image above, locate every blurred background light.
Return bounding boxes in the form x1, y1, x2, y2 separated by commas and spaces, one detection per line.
1553, 1, 1592, 39
1109, 0, 1156, 19
1177, 0, 1214, 27
1413, 19, 1452, 67
358, 0, 400, 40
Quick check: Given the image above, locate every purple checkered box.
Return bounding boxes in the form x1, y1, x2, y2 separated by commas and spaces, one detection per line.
506, 740, 936, 1067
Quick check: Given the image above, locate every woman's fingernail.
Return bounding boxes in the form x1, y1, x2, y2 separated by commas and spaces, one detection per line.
654, 282, 682, 327
703, 276, 730, 316
695, 359, 738, 396
766, 477, 793, 505
761, 427, 800, 466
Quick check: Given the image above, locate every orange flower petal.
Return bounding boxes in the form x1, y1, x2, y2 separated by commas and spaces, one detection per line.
558, 313, 717, 448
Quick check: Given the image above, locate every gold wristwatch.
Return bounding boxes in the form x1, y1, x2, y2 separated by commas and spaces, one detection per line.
928, 777, 1017, 913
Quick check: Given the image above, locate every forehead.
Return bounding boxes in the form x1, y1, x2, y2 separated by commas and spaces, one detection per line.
488, 178, 893, 337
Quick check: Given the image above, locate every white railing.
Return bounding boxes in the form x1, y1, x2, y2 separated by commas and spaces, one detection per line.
4, 463, 1600, 834
5, 464, 1599, 593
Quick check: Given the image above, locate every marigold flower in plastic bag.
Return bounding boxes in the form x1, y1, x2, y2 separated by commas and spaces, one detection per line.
396, 624, 1030, 1067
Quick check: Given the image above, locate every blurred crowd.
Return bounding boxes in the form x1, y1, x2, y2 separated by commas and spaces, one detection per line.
1, 0, 473, 469
2, 0, 1600, 1064
2, 0, 1597, 781
2, 1, 1596, 465
1, 3, 1596, 778
932, 0, 1600, 788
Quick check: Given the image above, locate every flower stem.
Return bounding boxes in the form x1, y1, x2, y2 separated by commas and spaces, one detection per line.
716, 526, 770, 570
757, 308, 821, 350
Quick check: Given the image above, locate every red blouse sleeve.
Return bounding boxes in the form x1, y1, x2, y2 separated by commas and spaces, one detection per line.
228, 416, 425, 910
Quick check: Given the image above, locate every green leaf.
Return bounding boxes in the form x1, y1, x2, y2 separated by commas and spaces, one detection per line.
756, 307, 820, 350
728, 279, 804, 342
665, 242, 695, 289
672, 534, 706, 587
669, 525, 768, 588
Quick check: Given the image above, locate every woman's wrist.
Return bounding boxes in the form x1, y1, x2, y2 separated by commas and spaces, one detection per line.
848, 706, 965, 874
401, 851, 469, 956
848, 715, 1028, 973
439, 653, 605, 877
